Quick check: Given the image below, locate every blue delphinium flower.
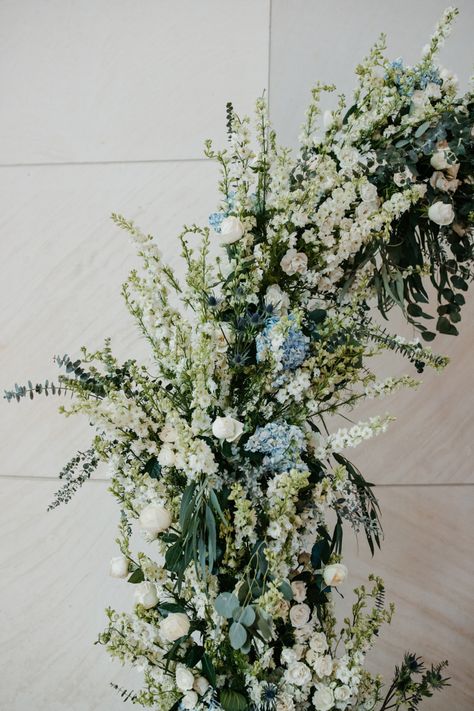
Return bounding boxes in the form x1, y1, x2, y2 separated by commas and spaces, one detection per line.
256, 316, 310, 371
245, 421, 305, 471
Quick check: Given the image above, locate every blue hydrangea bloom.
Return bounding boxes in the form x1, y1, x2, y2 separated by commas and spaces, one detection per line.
245, 421, 305, 471
256, 316, 310, 371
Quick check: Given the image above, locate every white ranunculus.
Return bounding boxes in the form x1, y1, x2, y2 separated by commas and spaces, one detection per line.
211, 415, 244, 442
280, 248, 308, 276
428, 201, 455, 226
181, 690, 198, 709
159, 424, 178, 443
265, 284, 290, 315
286, 661, 312, 687
160, 612, 190, 642
289, 603, 311, 628
334, 684, 351, 701
291, 581, 307, 603
134, 581, 158, 609
430, 150, 449, 171
157, 445, 176, 467
312, 685, 334, 711
109, 555, 129, 579
323, 563, 348, 587
139, 503, 172, 536
219, 216, 245, 245
309, 632, 328, 654
175, 664, 195, 691
313, 654, 333, 678
193, 676, 210, 696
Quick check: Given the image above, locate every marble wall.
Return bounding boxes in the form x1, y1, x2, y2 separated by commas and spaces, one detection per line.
0, 1, 472, 709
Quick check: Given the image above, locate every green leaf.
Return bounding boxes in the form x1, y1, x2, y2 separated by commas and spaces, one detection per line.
159, 602, 186, 614
415, 120, 431, 138
220, 689, 248, 711
127, 568, 145, 584
279, 580, 293, 601
184, 645, 204, 668
229, 621, 247, 650
201, 653, 216, 687
436, 316, 458, 336
255, 609, 272, 641
179, 484, 196, 530
234, 605, 255, 627
215, 592, 239, 618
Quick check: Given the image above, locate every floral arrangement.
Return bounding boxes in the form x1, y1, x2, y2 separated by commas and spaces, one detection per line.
6, 8, 474, 711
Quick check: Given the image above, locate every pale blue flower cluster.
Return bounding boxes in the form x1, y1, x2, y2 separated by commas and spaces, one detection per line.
256, 316, 310, 371
208, 191, 236, 233
245, 421, 305, 471
388, 58, 442, 97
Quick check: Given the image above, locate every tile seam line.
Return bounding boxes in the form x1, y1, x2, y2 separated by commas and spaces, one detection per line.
0, 474, 473, 487
0, 157, 212, 169
267, 0, 272, 116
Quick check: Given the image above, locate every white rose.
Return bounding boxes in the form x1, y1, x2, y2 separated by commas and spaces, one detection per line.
139, 503, 172, 536
157, 445, 176, 467
193, 676, 210, 696
291, 581, 307, 603
309, 632, 328, 654
219, 216, 244, 245
109, 555, 129, 579
314, 654, 333, 678
428, 201, 455, 226
280, 248, 308, 276
276, 693, 295, 711
159, 424, 178, 443
281, 647, 298, 667
359, 181, 378, 203
181, 690, 198, 709
286, 661, 312, 687
312, 685, 334, 711
430, 150, 449, 170
289, 603, 311, 628
265, 284, 290, 315
160, 612, 190, 642
134, 581, 158, 609
323, 563, 348, 587
175, 664, 195, 691
334, 684, 351, 701
211, 415, 244, 442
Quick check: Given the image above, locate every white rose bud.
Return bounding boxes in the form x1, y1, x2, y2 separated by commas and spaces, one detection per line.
193, 676, 210, 696
139, 503, 172, 536
181, 691, 198, 709
157, 444, 176, 467
428, 201, 455, 226
175, 664, 195, 691
160, 612, 190, 642
219, 216, 245, 245
134, 581, 158, 609
323, 563, 348, 587
109, 555, 129, 579
312, 686, 334, 711
280, 248, 308, 276
211, 415, 244, 442
430, 150, 449, 171
291, 581, 307, 603
289, 603, 311, 628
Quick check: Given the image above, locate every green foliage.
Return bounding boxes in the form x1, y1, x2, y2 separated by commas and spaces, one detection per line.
378, 653, 450, 709
47, 446, 99, 510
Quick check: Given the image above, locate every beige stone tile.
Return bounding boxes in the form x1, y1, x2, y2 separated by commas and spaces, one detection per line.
0, 0, 270, 164
0, 477, 140, 710
339, 485, 474, 710
270, 0, 474, 150
0, 161, 219, 477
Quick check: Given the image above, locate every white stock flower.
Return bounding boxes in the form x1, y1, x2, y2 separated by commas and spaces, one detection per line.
428, 201, 455, 226
159, 424, 178, 443
219, 216, 245, 244
211, 415, 244, 442
160, 612, 190, 642
280, 248, 308, 276
359, 181, 378, 203
109, 555, 129, 579
286, 661, 312, 687
312, 685, 334, 711
175, 664, 195, 691
265, 284, 290, 315
134, 581, 158, 609
181, 690, 199, 709
157, 444, 176, 467
291, 581, 307, 603
289, 603, 311, 628
323, 563, 348, 587
193, 676, 210, 696
139, 503, 172, 536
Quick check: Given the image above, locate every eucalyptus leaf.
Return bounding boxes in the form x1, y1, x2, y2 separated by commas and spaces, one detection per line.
215, 592, 239, 619
234, 605, 255, 627
229, 621, 247, 650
